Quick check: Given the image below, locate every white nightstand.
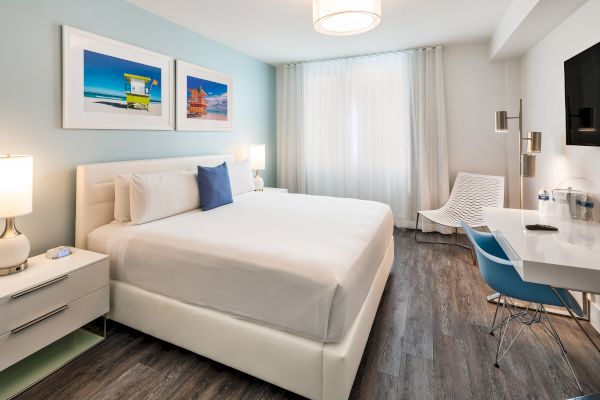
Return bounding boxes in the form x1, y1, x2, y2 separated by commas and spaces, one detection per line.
263, 187, 289, 193
0, 248, 109, 399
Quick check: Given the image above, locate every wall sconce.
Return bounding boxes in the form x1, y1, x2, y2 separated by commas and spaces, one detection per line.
566, 98, 596, 133
577, 107, 595, 132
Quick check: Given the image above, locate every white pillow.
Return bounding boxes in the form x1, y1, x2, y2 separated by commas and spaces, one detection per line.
129, 170, 199, 225
114, 174, 132, 222
227, 160, 254, 196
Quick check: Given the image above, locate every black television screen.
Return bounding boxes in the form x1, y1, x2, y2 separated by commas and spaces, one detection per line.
565, 41, 600, 146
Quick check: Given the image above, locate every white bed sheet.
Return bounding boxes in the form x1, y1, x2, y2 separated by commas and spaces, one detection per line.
88, 191, 393, 342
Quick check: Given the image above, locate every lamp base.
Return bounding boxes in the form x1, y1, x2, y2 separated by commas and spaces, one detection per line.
0, 260, 28, 276
254, 171, 265, 191
0, 218, 31, 276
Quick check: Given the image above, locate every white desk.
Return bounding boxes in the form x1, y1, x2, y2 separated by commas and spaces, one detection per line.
483, 207, 600, 357
483, 207, 600, 295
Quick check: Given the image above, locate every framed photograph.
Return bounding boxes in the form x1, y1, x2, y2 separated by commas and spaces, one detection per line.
176, 60, 233, 131
62, 25, 174, 130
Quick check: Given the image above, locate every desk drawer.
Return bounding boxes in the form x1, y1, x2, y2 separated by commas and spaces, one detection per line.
0, 259, 108, 335
0, 285, 108, 372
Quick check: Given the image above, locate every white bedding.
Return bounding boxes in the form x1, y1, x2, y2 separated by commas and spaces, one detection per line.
88, 191, 393, 342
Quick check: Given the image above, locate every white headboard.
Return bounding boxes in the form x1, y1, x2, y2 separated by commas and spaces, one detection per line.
75, 154, 234, 249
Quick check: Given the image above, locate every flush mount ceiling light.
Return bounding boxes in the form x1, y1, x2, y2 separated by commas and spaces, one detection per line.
313, 0, 382, 36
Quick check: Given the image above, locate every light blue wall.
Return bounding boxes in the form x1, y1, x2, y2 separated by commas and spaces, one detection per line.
0, 0, 276, 254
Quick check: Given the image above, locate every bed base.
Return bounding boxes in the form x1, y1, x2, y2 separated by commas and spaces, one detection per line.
108, 237, 394, 400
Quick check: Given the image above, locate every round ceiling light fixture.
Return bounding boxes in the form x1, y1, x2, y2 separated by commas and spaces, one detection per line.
313, 0, 382, 36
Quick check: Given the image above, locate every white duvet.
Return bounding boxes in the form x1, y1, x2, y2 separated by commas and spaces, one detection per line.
88, 191, 393, 342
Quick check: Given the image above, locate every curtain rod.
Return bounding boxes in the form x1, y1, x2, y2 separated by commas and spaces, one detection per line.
281, 45, 441, 66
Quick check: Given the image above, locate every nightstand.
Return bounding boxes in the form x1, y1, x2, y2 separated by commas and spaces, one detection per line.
263, 187, 289, 193
0, 249, 109, 400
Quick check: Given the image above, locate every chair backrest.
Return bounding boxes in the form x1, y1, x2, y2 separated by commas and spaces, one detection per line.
444, 173, 505, 227
461, 221, 534, 298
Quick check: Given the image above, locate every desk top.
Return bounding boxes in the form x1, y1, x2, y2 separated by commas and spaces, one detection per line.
483, 207, 600, 294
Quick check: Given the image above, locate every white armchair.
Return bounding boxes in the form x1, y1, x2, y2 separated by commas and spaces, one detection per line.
415, 172, 505, 252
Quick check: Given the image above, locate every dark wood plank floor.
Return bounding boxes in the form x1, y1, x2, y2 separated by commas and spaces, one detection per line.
17, 229, 600, 400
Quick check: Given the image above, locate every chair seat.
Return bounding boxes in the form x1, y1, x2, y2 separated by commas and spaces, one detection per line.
418, 209, 486, 228
417, 172, 505, 231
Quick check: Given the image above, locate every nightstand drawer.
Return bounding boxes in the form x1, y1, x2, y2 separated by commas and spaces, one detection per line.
0, 285, 109, 372
0, 258, 108, 336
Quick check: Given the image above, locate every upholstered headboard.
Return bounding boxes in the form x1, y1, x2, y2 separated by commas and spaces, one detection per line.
75, 154, 234, 249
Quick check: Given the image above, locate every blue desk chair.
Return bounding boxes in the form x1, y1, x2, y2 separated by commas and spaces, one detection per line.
460, 221, 584, 393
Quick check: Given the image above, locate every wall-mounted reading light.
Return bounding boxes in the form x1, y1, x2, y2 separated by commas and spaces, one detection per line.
577, 107, 595, 132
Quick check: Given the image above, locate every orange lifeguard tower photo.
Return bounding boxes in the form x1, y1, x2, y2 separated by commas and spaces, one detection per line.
188, 85, 208, 118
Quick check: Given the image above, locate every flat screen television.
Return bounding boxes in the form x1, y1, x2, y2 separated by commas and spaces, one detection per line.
565, 41, 600, 146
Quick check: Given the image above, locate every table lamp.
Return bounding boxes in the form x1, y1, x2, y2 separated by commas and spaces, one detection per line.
0, 155, 33, 276
250, 144, 266, 191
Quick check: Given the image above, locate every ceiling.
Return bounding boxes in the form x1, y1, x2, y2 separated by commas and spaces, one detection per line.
128, 0, 513, 65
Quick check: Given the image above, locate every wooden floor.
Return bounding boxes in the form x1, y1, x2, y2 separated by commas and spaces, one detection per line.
17, 229, 600, 400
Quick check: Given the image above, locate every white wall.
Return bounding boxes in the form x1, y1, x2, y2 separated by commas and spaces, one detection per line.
444, 43, 520, 207
521, 0, 600, 331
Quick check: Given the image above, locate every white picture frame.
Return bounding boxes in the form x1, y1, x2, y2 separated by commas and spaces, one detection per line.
62, 25, 174, 130
176, 60, 233, 131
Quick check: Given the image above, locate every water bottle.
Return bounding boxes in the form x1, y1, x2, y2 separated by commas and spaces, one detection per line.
538, 187, 551, 216
577, 193, 594, 222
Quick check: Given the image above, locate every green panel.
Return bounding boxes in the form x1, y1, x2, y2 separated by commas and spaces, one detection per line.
0, 329, 104, 400
126, 93, 150, 105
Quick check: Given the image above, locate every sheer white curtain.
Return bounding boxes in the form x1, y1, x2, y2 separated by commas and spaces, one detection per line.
277, 47, 449, 229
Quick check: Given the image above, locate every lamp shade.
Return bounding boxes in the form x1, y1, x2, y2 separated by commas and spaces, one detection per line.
521, 154, 536, 177
249, 145, 266, 171
527, 131, 542, 153
495, 111, 508, 132
0, 155, 33, 218
313, 0, 381, 36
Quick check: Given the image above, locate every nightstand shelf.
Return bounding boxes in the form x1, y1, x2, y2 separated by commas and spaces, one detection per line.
0, 325, 104, 400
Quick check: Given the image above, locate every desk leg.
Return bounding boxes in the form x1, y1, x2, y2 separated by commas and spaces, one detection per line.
551, 287, 600, 356
583, 292, 590, 320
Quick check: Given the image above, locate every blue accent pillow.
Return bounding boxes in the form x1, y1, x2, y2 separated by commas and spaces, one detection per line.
196, 162, 233, 211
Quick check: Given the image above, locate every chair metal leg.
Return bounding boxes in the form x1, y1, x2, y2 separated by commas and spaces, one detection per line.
414, 213, 475, 264
527, 305, 583, 394
490, 294, 502, 336
494, 297, 508, 367
414, 213, 420, 242
540, 307, 568, 354
490, 297, 584, 394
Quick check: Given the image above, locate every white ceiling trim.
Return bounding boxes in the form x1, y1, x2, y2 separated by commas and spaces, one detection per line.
489, 0, 586, 61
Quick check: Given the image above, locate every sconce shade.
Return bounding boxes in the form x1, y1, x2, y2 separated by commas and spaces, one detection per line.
495, 111, 508, 132
313, 0, 381, 36
249, 144, 266, 171
0, 155, 33, 218
521, 154, 536, 177
527, 131, 542, 153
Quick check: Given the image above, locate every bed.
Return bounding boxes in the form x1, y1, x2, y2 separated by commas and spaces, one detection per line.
75, 154, 394, 400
